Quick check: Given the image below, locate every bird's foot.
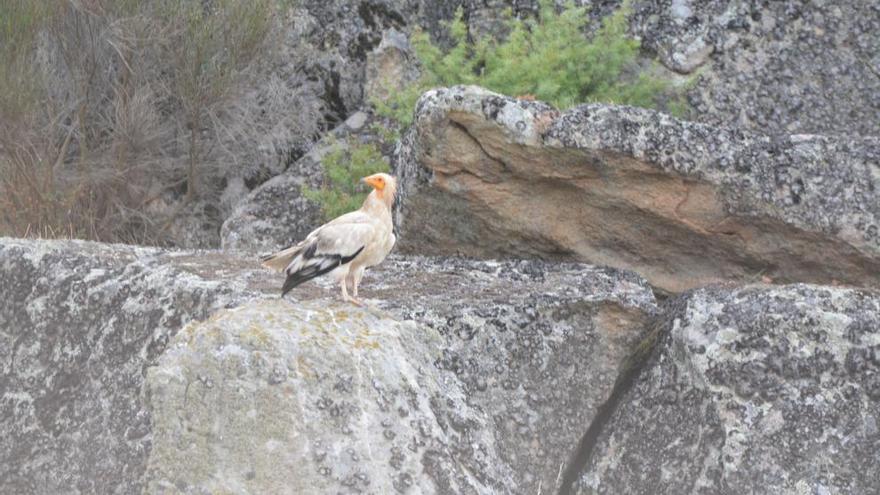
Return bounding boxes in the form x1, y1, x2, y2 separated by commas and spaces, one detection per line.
343, 295, 365, 307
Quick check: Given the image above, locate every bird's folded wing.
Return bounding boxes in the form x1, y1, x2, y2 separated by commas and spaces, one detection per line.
306, 221, 376, 272
261, 211, 376, 272
277, 222, 375, 295
322, 210, 374, 228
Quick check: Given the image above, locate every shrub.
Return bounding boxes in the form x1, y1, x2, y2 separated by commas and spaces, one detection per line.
374, 0, 683, 126
156, 0, 273, 203
0, 1, 48, 119
302, 140, 391, 220
0, 0, 320, 245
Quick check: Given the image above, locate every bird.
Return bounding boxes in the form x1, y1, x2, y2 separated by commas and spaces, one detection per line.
261, 173, 397, 305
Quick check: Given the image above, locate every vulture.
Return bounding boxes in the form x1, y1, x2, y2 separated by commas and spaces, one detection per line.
261, 173, 397, 305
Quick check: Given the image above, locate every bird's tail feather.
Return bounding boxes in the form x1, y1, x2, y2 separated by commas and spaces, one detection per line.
281, 246, 364, 297
261, 244, 303, 272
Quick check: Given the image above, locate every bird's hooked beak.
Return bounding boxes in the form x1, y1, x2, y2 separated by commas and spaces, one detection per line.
362, 175, 385, 191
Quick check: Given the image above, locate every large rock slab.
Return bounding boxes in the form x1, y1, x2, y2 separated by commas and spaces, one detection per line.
0, 237, 657, 494
396, 85, 880, 292
376, 258, 657, 494
146, 299, 508, 494
0, 238, 261, 494
146, 257, 656, 494
575, 284, 880, 495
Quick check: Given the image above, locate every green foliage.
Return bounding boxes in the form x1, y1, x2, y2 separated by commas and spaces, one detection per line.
371, 83, 425, 129
375, 0, 682, 126
302, 140, 391, 220
368, 122, 401, 143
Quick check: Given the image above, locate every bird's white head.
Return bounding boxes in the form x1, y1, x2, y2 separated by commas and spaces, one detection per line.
362, 172, 394, 191
362, 173, 397, 207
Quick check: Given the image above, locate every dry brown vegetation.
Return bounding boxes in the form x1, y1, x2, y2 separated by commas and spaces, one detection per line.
0, 0, 320, 245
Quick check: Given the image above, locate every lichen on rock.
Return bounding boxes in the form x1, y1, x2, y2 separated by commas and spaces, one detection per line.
576, 284, 880, 494
0, 238, 258, 494
0, 237, 658, 494
395, 85, 880, 292
146, 299, 510, 494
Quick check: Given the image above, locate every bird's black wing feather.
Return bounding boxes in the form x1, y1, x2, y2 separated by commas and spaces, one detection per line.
281, 245, 364, 297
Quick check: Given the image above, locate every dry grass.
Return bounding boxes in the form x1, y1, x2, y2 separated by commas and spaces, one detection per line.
0, 0, 320, 246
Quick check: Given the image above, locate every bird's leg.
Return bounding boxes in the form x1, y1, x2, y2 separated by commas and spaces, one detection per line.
340, 278, 363, 306
346, 272, 356, 296
352, 269, 364, 299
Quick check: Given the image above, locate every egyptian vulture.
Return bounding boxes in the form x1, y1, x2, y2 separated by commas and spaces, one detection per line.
261, 173, 397, 305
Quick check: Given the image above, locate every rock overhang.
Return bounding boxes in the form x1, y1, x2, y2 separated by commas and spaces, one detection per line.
396, 85, 880, 293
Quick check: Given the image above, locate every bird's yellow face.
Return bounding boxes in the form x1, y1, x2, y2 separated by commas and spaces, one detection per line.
362, 174, 388, 191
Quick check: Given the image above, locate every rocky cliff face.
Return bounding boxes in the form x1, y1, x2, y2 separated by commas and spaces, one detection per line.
0, 239, 260, 494
283, 0, 457, 129
394, 86, 880, 293
0, 238, 656, 494
220, 0, 880, 251
5, 3, 880, 492
289, 0, 880, 137
629, 0, 880, 136
4, 237, 878, 494
575, 284, 880, 495
220, 110, 387, 251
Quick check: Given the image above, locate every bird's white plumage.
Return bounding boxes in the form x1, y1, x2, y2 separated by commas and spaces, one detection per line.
261, 173, 397, 303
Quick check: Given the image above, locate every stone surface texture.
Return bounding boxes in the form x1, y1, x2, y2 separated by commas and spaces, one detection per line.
0, 238, 260, 494
364, 28, 420, 103
628, 0, 880, 136
146, 299, 508, 494
395, 85, 880, 292
0, 237, 656, 494
377, 258, 657, 494
576, 284, 880, 495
